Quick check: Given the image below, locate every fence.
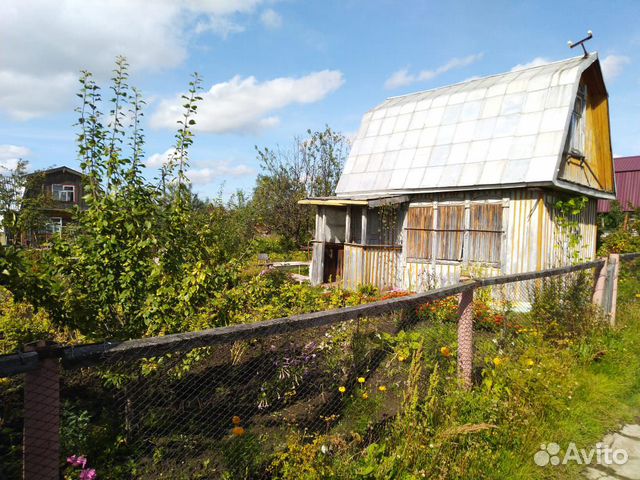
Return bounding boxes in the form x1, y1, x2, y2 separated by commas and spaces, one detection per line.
0, 253, 637, 479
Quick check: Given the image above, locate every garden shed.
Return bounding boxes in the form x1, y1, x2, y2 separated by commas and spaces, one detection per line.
301, 53, 615, 290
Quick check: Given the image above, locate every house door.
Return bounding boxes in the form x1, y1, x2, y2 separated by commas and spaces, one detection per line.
323, 244, 344, 283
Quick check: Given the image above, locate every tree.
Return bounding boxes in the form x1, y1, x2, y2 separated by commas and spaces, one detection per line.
253, 126, 349, 245
0, 160, 50, 245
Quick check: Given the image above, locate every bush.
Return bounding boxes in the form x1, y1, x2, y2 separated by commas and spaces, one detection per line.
0, 286, 59, 354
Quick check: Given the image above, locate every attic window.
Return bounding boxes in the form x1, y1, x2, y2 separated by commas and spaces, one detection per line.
52, 184, 75, 202
568, 84, 587, 156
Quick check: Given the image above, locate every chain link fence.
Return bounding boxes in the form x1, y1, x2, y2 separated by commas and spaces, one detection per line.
1, 255, 637, 479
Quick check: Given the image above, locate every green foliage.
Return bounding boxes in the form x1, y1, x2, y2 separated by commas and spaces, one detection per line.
554, 196, 588, 264
0, 160, 52, 245
598, 215, 640, 256
0, 286, 59, 354
253, 126, 350, 244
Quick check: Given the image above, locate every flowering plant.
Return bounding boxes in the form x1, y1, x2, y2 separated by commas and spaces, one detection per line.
66, 455, 96, 479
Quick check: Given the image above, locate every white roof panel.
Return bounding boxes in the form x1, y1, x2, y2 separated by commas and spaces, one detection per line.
336, 54, 602, 197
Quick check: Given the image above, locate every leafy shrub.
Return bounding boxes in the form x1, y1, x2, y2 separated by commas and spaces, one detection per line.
0, 286, 59, 354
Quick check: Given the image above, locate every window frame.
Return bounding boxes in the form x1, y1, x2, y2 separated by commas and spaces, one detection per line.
47, 217, 63, 234
405, 200, 504, 266
52, 184, 76, 203
568, 84, 587, 156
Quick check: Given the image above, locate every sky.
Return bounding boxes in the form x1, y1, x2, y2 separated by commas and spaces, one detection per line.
1, 0, 639, 199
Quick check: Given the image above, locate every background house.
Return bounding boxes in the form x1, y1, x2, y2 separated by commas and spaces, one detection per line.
302, 53, 615, 291
597, 155, 640, 213
22, 166, 86, 244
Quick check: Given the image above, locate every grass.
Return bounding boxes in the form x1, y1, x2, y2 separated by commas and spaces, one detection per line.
494, 264, 640, 478
268, 263, 640, 479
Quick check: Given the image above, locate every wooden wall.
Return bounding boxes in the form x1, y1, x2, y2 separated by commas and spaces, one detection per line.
312, 188, 599, 292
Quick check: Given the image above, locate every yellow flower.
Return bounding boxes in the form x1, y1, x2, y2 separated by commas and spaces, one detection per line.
636, 293, 640, 298
526, 359, 535, 367
398, 356, 406, 362
232, 415, 241, 425
378, 385, 387, 392
440, 346, 451, 357
358, 377, 366, 384
492, 357, 503, 367
232, 426, 245, 437
362, 392, 369, 399
338, 386, 346, 393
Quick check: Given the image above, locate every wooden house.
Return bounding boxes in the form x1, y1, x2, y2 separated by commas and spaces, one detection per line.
22, 166, 86, 244
302, 54, 615, 290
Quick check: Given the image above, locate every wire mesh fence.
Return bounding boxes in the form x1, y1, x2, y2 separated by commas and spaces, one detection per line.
0, 255, 637, 479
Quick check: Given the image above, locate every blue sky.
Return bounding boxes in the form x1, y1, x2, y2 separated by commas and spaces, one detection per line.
1, 0, 639, 198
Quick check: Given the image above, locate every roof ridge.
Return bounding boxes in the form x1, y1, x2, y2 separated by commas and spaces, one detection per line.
385, 53, 595, 101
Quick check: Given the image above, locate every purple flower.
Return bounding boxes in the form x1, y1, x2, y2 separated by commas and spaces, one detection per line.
79, 468, 97, 480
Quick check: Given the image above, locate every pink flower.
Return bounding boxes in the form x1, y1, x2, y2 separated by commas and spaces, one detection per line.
66, 455, 87, 468
80, 468, 97, 480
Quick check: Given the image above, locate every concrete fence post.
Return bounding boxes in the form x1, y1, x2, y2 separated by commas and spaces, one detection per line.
592, 256, 609, 307
457, 282, 475, 389
23, 342, 60, 480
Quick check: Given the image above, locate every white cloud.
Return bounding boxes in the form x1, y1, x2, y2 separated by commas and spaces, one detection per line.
151, 70, 344, 133
601, 54, 631, 81
146, 148, 176, 168
194, 16, 245, 38
510, 57, 550, 72
384, 53, 484, 90
0, 0, 266, 120
188, 163, 255, 184
146, 149, 255, 183
0, 144, 31, 170
260, 9, 283, 30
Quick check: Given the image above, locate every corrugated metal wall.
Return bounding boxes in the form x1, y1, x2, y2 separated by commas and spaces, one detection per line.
343, 244, 401, 290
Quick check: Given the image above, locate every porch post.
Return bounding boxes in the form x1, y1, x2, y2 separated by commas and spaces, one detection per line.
345, 206, 351, 244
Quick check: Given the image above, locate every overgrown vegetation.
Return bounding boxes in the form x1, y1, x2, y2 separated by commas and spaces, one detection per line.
0, 58, 347, 343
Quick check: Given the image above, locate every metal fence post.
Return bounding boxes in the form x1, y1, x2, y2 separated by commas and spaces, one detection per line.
607, 254, 620, 326
23, 342, 60, 480
457, 281, 475, 389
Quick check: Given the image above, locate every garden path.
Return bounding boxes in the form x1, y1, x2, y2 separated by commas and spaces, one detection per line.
584, 424, 640, 479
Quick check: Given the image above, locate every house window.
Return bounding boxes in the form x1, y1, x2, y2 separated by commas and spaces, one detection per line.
468, 203, 503, 263
435, 205, 465, 261
568, 84, 587, 155
406, 206, 433, 259
47, 217, 63, 234
405, 202, 503, 264
52, 184, 75, 202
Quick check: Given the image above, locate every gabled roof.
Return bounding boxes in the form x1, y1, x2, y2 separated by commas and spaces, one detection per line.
27, 166, 83, 177
337, 53, 609, 198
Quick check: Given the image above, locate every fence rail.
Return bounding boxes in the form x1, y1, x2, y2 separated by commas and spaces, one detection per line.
0, 254, 637, 480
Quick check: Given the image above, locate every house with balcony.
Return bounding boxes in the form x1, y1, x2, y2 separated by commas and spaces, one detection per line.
301, 53, 615, 291
22, 166, 86, 244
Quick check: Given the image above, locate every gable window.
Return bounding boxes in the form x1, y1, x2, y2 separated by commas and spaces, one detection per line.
47, 217, 63, 234
568, 84, 587, 156
405, 202, 503, 265
52, 184, 75, 202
